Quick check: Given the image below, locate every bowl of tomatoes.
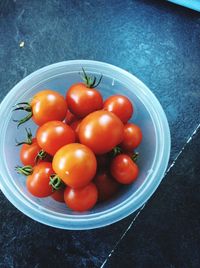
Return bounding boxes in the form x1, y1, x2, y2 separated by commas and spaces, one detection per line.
0, 60, 170, 230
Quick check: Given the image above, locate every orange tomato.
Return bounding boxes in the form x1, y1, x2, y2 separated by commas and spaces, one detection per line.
52, 143, 97, 188
79, 110, 124, 154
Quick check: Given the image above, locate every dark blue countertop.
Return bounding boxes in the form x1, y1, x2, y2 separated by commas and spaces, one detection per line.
0, 0, 200, 267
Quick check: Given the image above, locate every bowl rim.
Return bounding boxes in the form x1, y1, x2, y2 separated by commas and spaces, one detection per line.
0, 60, 171, 230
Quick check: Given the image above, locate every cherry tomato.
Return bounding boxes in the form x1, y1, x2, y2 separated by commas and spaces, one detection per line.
65, 110, 77, 125
51, 188, 65, 203
103, 95, 133, 123
121, 123, 142, 151
66, 83, 103, 118
94, 172, 120, 201
26, 162, 54, 197
70, 119, 82, 142
36, 121, 75, 156
14, 90, 68, 127
79, 110, 124, 155
52, 143, 97, 188
20, 138, 50, 166
64, 182, 98, 212
110, 154, 139, 184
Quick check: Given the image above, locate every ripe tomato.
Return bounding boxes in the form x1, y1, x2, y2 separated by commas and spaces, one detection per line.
70, 119, 82, 142
66, 83, 103, 118
103, 95, 133, 123
51, 188, 65, 203
26, 162, 54, 197
64, 182, 98, 212
121, 123, 142, 151
52, 143, 97, 188
79, 110, 124, 155
65, 110, 77, 125
94, 172, 120, 201
36, 121, 75, 156
110, 154, 139, 184
20, 138, 50, 166
14, 90, 68, 127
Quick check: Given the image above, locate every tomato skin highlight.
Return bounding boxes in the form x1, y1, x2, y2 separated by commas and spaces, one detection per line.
30, 90, 67, 126
52, 143, 97, 188
121, 123, 142, 151
94, 172, 120, 201
111, 154, 139, 184
51, 188, 65, 203
26, 162, 54, 197
103, 95, 133, 123
36, 121, 75, 156
79, 110, 124, 155
64, 182, 98, 212
66, 83, 103, 118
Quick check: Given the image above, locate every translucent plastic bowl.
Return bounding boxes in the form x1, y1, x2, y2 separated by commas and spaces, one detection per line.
0, 60, 170, 230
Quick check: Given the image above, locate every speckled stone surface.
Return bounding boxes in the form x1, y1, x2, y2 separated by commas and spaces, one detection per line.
0, 0, 200, 267
105, 127, 200, 268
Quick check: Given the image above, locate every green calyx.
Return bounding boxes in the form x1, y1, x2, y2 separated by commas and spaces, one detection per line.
35, 150, 47, 164
110, 146, 122, 157
130, 152, 139, 162
15, 165, 33, 176
49, 175, 64, 191
15, 128, 33, 146
13, 102, 33, 127
81, 68, 103, 88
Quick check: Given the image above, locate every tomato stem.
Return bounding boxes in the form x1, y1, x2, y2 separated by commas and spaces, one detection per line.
15, 165, 33, 176
13, 102, 33, 127
49, 175, 64, 191
35, 150, 47, 164
130, 152, 139, 162
110, 146, 122, 157
81, 68, 103, 88
15, 128, 33, 146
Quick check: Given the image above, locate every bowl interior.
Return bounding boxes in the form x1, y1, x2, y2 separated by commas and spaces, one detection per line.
3, 67, 157, 216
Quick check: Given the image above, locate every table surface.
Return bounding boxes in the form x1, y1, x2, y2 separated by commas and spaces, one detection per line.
0, 0, 200, 267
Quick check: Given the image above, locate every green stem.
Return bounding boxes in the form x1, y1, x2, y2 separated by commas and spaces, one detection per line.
110, 146, 122, 157
81, 68, 103, 88
13, 102, 33, 127
130, 152, 139, 162
16, 128, 33, 146
35, 150, 47, 164
15, 165, 33, 176
49, 175, 64, 191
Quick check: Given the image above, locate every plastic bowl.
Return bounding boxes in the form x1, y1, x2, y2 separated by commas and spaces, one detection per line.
0, 60, 170, 230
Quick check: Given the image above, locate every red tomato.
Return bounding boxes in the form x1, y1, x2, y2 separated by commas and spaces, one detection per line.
66, 83, 103, 118
36, 121, 75, 156
79, 110, 124, 155
51, 188, 65, 203
70, 119, 82, 142
94, 172, 120, 201
64, 182, 98, 212
26, 162, 54, 197
20, 138, 50, 166
103, 95, 133, 123
65, 110, 77, 125
121, 123, 142, 151
110, 154, 139, 184
14, 90, 68, 127
52, 143, 97, 188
